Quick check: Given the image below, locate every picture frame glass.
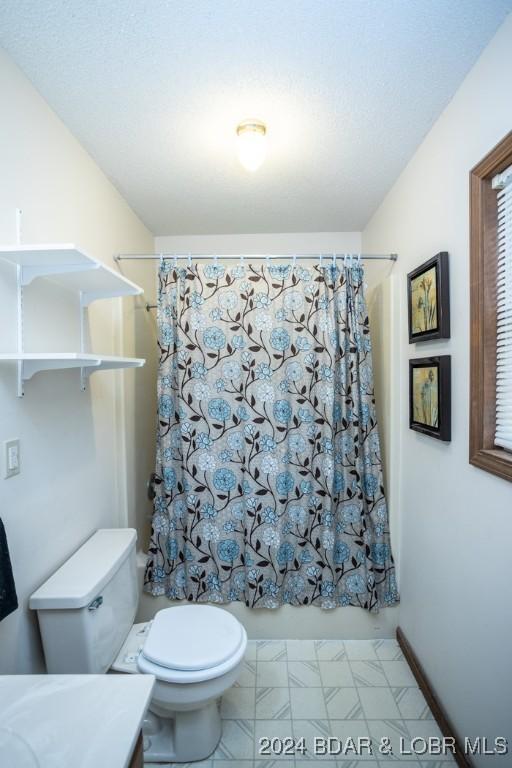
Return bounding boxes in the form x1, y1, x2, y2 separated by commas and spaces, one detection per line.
412, 363, 439, 428
410, 265, 438, 336
409, 355, 451, 442
407, 252, 449, 344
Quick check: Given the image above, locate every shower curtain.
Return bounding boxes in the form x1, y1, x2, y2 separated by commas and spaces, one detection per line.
144, 261, 398, 611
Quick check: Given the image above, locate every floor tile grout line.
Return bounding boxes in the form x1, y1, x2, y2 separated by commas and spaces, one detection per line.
209, 640, 430, 765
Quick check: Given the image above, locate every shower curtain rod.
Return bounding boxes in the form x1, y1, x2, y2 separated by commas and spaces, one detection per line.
114, 252, 398, 262
139, 251, 397, 312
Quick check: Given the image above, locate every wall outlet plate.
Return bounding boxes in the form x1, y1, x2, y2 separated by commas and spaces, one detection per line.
4, 439, 20, 478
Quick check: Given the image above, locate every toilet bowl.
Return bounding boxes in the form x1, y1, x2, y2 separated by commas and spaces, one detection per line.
113, 605, 247, 762
29, 529, 247, 763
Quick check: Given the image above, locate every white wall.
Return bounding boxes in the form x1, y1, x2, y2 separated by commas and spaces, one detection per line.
363, 14, 512, 756
366, 279, 399, 579
0, 49, 155, 673
146, 230, 400, 639
155, 232, 361, 254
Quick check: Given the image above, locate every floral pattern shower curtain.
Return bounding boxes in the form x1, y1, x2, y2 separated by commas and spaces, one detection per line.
144, 261, 398, 611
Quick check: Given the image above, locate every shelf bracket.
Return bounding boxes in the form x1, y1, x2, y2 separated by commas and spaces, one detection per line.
80, 359, 145, 389
16, 264, 24, 397
20, 262, 100, 287
79, 291, 89, 391
80, 362, 101, 389
21, 358, 101, 382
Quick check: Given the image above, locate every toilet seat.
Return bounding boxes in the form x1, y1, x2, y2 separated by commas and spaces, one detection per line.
137, 605, 247, 683
137, 631, 246, 683
143, 605, 244, 670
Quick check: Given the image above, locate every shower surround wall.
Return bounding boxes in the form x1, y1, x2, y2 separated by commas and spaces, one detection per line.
363, 14, 512, 761
0, 48, 156, 673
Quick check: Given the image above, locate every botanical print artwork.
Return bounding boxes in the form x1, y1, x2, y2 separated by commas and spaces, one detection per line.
144, 262, 398, 612
410, 265, 438, 334
412, 365, 439, 427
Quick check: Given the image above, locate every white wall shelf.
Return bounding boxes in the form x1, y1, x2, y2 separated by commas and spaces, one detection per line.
0, 239, 146, 396
0, 243, 143, 305
0, 353, 145, 383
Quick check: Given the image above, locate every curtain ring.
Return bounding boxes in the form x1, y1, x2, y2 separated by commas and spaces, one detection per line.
173, 253, 178, 268
319, 253, 323, 268
292, 253, 297, 269
159, 253, 164, 270
332, 253, 336, 268
240, 254, 244, 267
188, 253, 192, 268
266, 254, 270, 268
214, 253, 218, 266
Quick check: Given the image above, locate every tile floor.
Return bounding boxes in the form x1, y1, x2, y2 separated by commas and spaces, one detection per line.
145, 638, 455, 768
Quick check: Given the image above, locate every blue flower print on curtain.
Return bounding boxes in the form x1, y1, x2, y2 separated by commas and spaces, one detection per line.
144, 261, 398, 611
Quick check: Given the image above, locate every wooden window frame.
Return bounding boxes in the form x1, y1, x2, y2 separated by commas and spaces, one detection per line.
469, 130, 512, 482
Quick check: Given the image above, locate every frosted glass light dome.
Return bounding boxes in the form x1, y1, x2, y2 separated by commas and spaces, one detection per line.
236, 120, 266, 172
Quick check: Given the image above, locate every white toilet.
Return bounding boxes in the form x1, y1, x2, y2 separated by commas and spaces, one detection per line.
29, 528, 247, 763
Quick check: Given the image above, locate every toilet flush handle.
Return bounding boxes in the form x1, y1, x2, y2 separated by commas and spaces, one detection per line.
88, 595, 103, 611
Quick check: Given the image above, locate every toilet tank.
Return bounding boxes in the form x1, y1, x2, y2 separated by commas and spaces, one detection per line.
30, 529, 138, 674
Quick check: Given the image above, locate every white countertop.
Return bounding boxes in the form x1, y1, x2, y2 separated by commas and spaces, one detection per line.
0, 674, 155, 768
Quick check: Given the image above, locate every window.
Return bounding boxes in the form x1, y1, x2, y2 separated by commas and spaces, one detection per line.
494, 163, 512, 453
470, 131, 512, 482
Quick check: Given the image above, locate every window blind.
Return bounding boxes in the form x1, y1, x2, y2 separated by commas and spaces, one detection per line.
494, 164, 512, 452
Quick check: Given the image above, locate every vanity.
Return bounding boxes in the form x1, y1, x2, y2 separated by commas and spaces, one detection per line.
0, 674, 155, 768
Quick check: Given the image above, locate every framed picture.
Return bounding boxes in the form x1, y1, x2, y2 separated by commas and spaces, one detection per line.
409, 356, 451, 441
407, 252, 450, 343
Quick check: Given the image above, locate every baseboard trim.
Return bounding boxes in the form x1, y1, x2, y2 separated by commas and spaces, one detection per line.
396, 627, 472, 768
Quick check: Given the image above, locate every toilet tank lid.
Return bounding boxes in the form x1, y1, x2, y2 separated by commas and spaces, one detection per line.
29, 529, 137, 610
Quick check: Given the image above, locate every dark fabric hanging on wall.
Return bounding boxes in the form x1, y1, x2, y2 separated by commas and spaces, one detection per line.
0, 518, 18, 622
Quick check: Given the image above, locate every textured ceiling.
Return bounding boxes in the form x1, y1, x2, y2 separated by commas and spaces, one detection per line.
1, 1, 511, 235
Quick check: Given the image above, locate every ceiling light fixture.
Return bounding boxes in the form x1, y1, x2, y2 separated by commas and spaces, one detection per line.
236, 120, 267, 172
